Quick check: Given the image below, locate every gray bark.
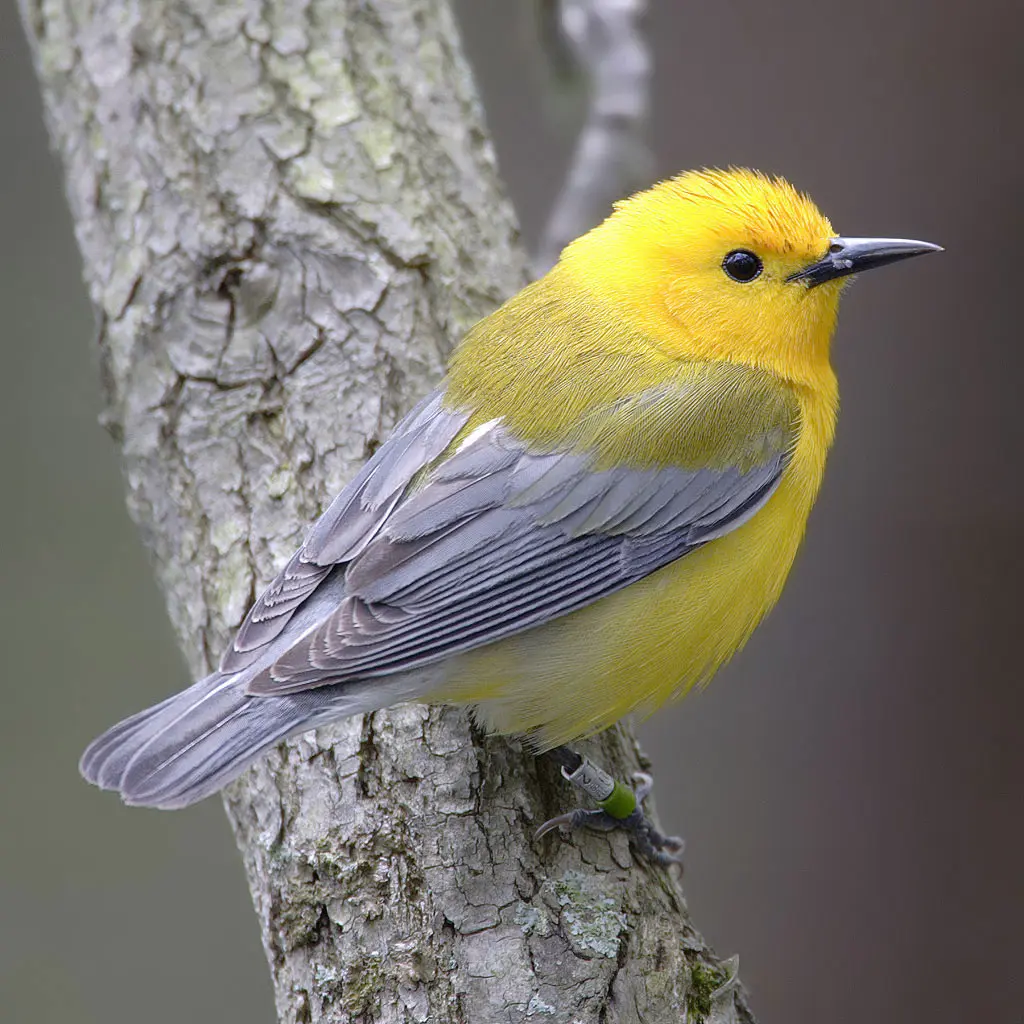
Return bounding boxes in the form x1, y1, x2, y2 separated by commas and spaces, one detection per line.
20, 0, 753, 1020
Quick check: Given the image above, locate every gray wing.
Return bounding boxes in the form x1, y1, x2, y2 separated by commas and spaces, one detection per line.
220, 390, 470, 671
245, 412, 788, 694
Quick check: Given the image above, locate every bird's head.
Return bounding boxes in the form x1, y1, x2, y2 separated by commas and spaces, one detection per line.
559, 168, 940, 388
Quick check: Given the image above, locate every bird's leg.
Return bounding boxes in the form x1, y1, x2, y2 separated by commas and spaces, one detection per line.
535, 745, 685, 867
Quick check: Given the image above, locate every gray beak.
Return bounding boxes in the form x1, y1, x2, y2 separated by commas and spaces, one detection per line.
788, 236, 943, 287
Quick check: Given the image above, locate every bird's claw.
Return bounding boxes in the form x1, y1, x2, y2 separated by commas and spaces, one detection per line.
535, 771, 685, 867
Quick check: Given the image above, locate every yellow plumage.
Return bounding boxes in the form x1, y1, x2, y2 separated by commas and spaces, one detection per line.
439, 170, 840, 745
446, 467, 816, 744
81, 167, 940, 810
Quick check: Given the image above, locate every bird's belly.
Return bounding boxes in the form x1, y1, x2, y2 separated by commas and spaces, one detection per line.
435, 469, 814, 748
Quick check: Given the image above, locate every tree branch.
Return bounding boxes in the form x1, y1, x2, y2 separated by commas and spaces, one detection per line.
20, 0, 750, 1019
532, 0, 653, 275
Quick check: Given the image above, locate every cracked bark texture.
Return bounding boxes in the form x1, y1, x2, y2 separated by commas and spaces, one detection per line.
21, 1, 754, 1021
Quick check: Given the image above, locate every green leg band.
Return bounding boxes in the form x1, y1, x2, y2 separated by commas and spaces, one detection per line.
560, 756, 638, 819
598, 779, 638, 820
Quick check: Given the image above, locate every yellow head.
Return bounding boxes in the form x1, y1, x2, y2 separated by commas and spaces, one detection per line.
559, 168, 939, 389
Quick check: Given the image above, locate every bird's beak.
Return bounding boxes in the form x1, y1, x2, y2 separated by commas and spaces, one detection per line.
788, 236, 943, 287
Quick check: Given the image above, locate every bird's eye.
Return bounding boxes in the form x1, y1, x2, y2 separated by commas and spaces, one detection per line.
722, 249, 763, 283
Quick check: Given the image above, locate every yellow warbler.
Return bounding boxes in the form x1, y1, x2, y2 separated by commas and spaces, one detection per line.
81, 169, 939, 835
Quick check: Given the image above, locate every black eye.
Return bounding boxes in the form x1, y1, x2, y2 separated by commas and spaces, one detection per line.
722, 249, 763, 283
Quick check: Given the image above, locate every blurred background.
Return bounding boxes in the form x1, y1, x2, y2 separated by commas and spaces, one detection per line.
2, 1, 1021, 1021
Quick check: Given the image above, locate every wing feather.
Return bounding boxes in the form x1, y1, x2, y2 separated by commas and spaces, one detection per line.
246, 407, 793, 694
216, 369, 796, 696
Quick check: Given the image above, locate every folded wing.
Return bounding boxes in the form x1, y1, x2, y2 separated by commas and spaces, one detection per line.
83, 370, 797, 808
246, 379, 795, 694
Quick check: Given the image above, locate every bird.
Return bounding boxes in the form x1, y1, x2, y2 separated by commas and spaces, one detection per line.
80, 168, 940, 860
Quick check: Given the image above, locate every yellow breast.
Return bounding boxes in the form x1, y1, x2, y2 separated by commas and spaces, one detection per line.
437, 385, 836, 749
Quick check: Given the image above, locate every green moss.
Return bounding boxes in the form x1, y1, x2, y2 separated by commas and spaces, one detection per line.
340, 958, 384, 1017
687, 961, 726, 1023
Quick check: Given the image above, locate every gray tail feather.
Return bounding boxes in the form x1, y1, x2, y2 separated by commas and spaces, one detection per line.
79, 689, 185, 792
79, 567, 432, 809
79, 671, 415, 810
80, 672, 308, 809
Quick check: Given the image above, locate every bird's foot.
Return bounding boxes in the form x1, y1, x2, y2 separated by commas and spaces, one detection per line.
535, 755, 685, 867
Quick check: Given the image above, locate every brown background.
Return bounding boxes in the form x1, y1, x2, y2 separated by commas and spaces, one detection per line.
2, 1, 1021, 1021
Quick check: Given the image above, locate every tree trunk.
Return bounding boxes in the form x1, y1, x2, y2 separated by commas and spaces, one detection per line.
20, 0, 753, 1020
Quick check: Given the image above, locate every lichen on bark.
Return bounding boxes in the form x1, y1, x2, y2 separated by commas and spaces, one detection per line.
20, 0, 755, 1019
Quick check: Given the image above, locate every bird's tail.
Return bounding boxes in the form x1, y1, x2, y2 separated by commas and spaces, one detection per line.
80, 669, 424, 809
